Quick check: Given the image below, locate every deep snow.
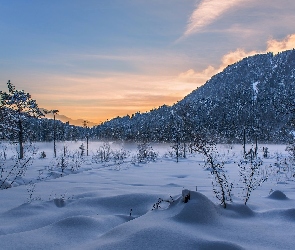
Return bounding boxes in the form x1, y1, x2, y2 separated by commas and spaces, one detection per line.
0, 142, 294, 249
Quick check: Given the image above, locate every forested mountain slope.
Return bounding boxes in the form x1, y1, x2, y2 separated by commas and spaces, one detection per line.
94, 49, 295, 143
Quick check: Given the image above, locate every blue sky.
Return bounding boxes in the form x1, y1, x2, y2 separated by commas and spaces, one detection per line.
1, 0, 295, 124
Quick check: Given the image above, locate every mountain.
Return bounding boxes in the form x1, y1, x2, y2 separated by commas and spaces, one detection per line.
44, 112, 98, 127
93, 49, 295, 143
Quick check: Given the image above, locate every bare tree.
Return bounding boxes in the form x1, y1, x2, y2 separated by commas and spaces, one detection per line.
83, 120, 89, 156
43, 109, 59, 157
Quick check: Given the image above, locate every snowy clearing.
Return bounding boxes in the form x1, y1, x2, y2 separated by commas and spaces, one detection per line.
0, 142, 295, 250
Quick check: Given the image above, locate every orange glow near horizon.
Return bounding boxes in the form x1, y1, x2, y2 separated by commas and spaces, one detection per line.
26, 69, 205, 125
32, 33, 295, 125
39, 90, 188, 125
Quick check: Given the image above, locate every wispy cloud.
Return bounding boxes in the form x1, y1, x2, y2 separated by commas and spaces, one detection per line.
178, 33, 295, 85
183, 0, 246, 38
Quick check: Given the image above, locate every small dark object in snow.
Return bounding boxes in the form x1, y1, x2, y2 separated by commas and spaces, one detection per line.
40, 151, 46, 158
54, 198, 66, 207
182, 189, 191, 203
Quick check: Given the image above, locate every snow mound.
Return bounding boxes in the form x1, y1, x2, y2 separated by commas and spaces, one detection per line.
51, 214, 131, 235
54, 215, 103, 229
283, 208, 295, 221
259, 207, 295, 224
171, 174, 188, 178
173, 191, 219, 224
0, 214, 128, 249
94, 226, 201, 250
267, 190, 288, 200
198, 240, 245, 250
3, 203, 48, 218
87, 223, 244, 250
165, 183, 181, 187
70, 193, 158, 216
223, 203, 254, 218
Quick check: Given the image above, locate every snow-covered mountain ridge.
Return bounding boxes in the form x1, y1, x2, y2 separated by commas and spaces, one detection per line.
94, 49, 295, 143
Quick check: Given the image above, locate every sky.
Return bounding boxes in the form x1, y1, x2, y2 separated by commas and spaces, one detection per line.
0, 0, 295, 125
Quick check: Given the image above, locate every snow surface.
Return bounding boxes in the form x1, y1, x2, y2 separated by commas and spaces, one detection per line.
252, 81, 259, 101
0, 142, 295, 249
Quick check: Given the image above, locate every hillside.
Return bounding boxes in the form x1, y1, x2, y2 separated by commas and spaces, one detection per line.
93, 49, 295, 143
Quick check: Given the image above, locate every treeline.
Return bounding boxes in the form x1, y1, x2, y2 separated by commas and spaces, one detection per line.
92, 104, 208, 143
0, 107, 88, 142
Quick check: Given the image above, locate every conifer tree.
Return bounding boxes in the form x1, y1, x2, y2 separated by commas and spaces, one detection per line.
0, 80, 43, 158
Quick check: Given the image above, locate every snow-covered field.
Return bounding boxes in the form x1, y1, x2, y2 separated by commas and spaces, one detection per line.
0, 141, 295, 249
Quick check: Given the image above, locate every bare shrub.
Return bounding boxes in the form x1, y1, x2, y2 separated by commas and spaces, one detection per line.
238, 154, 267, 205
191, 137, 232, 208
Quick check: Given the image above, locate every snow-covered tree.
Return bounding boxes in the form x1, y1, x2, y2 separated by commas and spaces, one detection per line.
0, 80, 43, 158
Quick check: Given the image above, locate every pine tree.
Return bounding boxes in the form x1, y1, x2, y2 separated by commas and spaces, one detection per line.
0, 80, 43, 159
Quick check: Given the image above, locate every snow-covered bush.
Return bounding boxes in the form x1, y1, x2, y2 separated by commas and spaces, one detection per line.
51, 148, 84, 176
112, 148, 129, 165
271, 153, 295, 182
57, 156, 68, 175
132, 142, 157, 164
69, 152, 84, 172
263, 147, 269, 158
170, 142, 186, 162
92, 142, 112, 163
40, 151, 46, 159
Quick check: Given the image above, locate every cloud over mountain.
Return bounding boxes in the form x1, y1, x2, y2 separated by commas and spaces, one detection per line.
183, 0, 246, 37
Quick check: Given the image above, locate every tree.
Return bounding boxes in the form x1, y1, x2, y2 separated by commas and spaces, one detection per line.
43, 109, 59, 157
0, 80, 43, 159
0, 106, 11, 140
169, 110, 184, 163
83, 120, 89, 156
